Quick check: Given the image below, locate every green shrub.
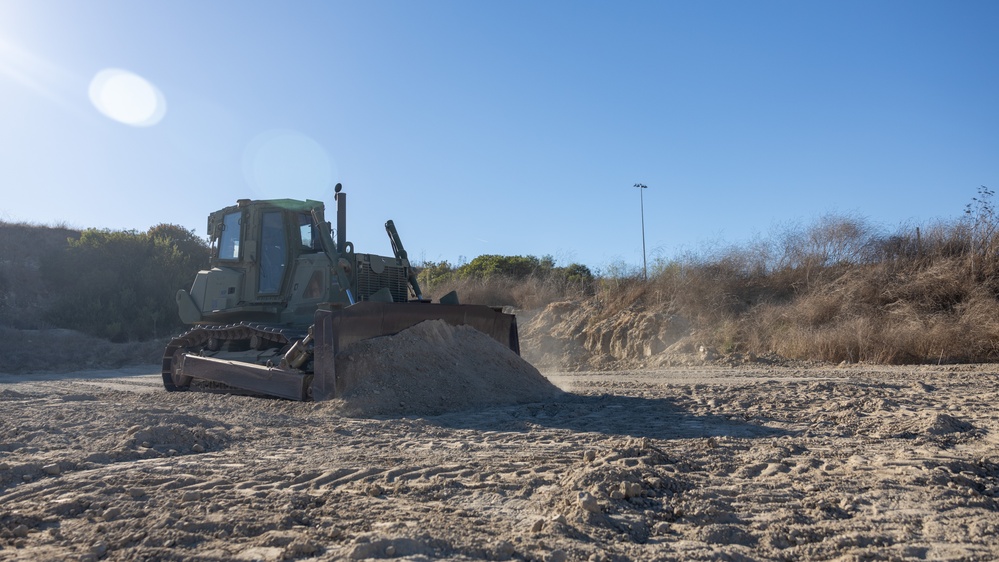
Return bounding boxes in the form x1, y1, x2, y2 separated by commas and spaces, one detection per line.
455, 254, 551, 280
415, 254, 594, 309
40, 225, 208, 341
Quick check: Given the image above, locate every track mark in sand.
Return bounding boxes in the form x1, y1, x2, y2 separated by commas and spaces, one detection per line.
286, 467, 383, 491
288, 468, 358, 490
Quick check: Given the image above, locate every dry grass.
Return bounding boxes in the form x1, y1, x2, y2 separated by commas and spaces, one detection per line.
694, 222, 999, 363
439, 211, 999, 365
735, 254, 999, 364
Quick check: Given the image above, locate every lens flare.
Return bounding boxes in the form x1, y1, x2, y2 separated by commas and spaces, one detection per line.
242, 130, 335, 199
89, 68, 166, 126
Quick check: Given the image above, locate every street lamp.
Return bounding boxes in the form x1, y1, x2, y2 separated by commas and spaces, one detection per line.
633, 183, 648, 280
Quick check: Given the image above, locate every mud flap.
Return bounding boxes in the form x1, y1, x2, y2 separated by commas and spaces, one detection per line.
310, 301, 519, 401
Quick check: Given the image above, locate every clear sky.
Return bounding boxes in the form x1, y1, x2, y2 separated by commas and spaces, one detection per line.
1, 1, 996, 272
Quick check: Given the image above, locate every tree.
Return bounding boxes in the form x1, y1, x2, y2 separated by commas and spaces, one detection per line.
456, 255, 544, 279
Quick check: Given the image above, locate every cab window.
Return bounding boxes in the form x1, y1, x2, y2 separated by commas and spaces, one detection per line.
258, 211, 287, 294
298, 212, 319, 252
218, 211, 241, 260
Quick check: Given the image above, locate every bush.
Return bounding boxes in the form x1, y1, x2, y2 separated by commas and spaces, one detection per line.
457, 254, 552, 280
40, 225, 208, 341
0, 222, 81, 329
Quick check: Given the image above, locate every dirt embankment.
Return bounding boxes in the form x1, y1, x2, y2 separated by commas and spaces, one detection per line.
521, 300, 716, 371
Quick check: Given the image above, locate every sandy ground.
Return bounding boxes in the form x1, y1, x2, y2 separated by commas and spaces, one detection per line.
2, 362, 999, 561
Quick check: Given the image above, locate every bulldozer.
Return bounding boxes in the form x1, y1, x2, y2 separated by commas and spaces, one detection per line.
162, 183, 519, 400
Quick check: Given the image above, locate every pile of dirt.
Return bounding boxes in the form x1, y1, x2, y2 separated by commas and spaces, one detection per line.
537, 438, 687, 544
331, 320, 564, 417
919, 412, 975, 436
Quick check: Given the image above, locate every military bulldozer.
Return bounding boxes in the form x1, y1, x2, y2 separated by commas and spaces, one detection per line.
162, 184, 518, 400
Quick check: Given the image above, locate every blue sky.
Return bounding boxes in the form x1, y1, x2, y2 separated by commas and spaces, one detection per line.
1, 1, 996, 272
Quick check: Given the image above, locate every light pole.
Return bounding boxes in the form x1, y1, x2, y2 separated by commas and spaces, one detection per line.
633, 183, 648, 280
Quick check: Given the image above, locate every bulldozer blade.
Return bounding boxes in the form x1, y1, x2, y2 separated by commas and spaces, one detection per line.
175, 353, 311, 401
312, 301, 519, 401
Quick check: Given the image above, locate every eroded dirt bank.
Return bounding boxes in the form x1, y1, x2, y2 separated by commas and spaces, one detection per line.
2, 364, 999, 561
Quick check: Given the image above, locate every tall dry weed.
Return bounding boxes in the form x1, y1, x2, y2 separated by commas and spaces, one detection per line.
641, 205, 999, 364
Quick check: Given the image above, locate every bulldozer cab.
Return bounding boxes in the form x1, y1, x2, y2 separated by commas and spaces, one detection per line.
177, 193, 426, 327
175, 198, 344, 326
207, 199, 324, 297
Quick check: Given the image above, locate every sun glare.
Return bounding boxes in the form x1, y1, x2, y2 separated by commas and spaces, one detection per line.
88, 68, 166, 126
242, 130, 336, 200
0, 36, 65, 104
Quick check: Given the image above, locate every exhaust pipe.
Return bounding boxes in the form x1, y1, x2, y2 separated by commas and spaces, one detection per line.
334, 183, 346, 254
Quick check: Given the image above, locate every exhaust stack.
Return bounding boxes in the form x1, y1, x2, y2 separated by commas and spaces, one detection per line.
334, 183, 346, 253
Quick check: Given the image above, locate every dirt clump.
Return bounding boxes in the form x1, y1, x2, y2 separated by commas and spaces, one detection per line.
332, 319, 563, 416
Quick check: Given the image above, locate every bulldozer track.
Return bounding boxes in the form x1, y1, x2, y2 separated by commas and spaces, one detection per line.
161, 323, 308, 392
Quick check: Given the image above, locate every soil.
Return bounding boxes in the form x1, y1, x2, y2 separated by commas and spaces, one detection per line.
332, 320, 564, 417
3, 358, 999, 561
519, 300, 709, 372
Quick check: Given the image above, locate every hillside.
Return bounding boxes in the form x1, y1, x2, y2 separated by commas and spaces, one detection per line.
0, 222, 80, 330
0, 221, 205, 372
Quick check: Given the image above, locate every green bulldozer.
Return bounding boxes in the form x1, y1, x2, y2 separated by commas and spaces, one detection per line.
162, 183, 519, 400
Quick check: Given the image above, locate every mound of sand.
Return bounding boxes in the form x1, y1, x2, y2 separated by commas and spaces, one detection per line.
921, 412, 974, 435
332, 320, 563, 416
